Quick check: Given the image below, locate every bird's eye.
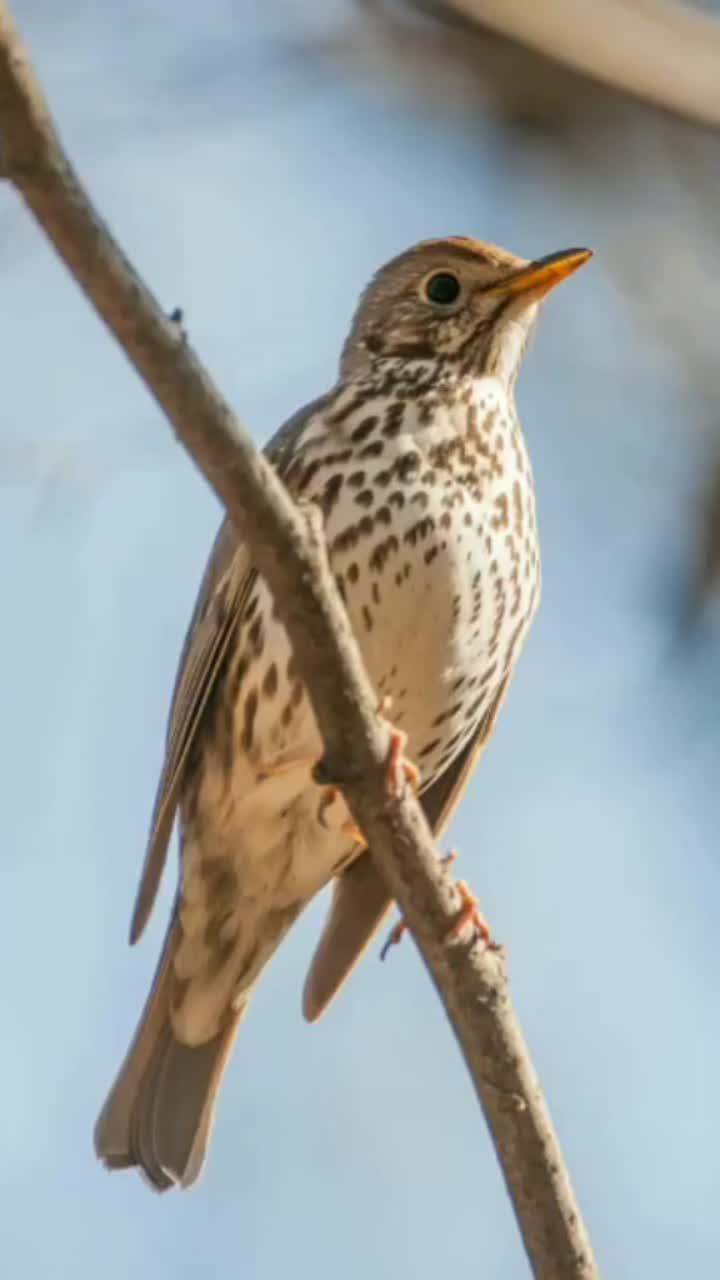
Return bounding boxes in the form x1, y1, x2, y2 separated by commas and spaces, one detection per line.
424, 272, 461, 306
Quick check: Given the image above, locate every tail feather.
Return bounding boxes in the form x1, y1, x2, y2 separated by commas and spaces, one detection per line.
94, 920, 247, 1191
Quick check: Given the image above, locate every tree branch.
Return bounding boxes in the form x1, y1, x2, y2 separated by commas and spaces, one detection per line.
445, 0, 720, 128
0, 5, 598, 1275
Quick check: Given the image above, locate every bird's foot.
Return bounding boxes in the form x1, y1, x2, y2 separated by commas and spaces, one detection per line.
447, 879, 493, 947
384, 724, 420, 797
375, 695, 420, 796
380, 916, 408, 961
314, 695, 417, 842
316, 785, 368, 848
380, 851, 462, 961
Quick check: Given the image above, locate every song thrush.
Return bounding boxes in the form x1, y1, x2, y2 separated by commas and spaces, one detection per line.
94, 236, 591, 1190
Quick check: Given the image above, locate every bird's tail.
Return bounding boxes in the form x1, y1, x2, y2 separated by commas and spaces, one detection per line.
94, 921, 248, 1191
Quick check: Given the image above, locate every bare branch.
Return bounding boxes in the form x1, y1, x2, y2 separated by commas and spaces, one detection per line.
0, 5, 598, 1275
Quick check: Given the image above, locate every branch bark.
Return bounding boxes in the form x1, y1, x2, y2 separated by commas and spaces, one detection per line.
0, 5, 599, 1276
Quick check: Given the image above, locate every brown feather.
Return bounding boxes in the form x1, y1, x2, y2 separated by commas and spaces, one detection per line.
95, 903, 247, 1190
127, 395, 332, 946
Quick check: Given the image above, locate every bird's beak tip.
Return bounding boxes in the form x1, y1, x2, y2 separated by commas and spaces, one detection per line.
499, 247, 593, 300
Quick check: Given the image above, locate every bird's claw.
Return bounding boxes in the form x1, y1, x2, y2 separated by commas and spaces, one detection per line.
380, 917, 408, 961
380, 851, 477, 961
447, 879, 492, 946
385, 727, 420, 796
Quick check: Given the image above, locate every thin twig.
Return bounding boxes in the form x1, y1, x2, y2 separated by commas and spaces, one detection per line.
0, 5, 598, 1275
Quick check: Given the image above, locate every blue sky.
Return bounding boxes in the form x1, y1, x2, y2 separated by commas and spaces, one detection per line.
3, 2, 720, 1276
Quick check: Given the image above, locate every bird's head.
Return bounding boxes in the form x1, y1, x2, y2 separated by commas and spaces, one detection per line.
341, 237, 592, 388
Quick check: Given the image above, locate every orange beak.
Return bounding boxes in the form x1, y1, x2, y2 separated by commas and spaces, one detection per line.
493, 248, 593, 301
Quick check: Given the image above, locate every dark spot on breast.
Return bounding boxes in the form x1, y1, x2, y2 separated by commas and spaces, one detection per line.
298, 459, 322, 493
424, 546, 439, 565
355, 489, 374, 508
397, 453, 421, 482
404, 516, 435, 548
440, 511, 452, 531
375, 505, 391, 526
464, 694, 485, 722
359, 439, 384, 460
369, 534, 399, 574
291, 681, 304, 707
419, 738, 441, 759
328, 393, 368, 426
331, 523, 359, 555
347, 562, 360, 584
347, 470, 366, 489
383, 401, 405, 437
321, 472, 344, 518
350, 415, 378, 444
372, 581, 381, 605
362, 605, 373, 632
432, 701, 462, 728
492, 494, 509, 530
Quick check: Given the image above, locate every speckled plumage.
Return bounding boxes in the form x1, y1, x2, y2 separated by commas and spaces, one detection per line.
94, 236, 590, 1191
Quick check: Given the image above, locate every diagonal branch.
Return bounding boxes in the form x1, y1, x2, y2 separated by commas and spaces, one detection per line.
0, 5, 598, 1276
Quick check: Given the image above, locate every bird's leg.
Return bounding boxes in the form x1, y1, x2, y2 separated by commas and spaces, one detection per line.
380, 853, 494, 961
375, 694, 420, 797
385, 726, 421, 796
447, 880, 492, 946
380, 851, 458, 960
313, 696, 418, 846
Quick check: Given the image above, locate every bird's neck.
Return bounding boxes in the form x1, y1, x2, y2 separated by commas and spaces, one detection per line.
343, 357, 517, 412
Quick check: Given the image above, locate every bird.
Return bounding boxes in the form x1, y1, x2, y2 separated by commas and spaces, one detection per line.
94, 235, 591, 1191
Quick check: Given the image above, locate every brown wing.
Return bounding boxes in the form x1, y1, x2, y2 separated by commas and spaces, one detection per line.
129, 521, 254, 943
302, 675, 511, 1021
128, 394, 331, 945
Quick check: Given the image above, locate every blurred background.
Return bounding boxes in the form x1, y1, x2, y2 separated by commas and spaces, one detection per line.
2, 0, 720, 1275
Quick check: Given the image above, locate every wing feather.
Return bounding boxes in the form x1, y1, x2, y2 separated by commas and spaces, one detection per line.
128, 395, 330, 945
